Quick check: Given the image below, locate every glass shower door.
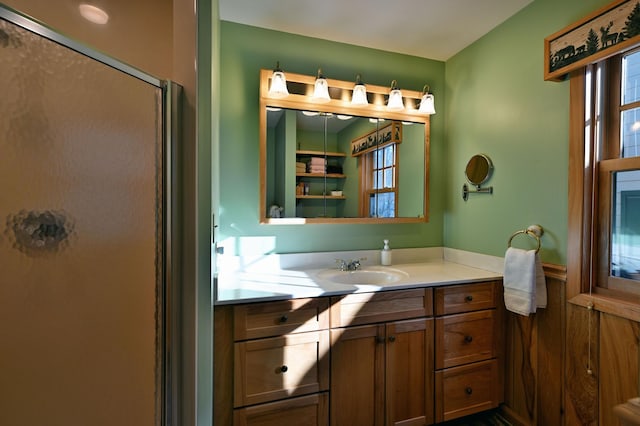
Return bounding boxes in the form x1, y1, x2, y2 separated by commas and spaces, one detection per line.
0, 8, 168, 426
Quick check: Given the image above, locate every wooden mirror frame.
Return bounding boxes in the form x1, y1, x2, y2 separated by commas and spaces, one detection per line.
259, 69, 431, 224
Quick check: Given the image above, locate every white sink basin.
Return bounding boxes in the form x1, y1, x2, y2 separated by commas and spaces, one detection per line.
317, 267, 409, 285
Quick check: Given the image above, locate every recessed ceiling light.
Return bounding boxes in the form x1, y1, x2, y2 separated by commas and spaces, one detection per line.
78, 4, 109, 25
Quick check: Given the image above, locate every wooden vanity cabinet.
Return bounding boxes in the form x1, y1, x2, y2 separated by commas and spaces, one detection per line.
215, 281, 504, 426
329, 289, 434, 426
433, 281, 503, 423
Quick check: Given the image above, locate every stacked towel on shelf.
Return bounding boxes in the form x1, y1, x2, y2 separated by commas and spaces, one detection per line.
503, 247, 547, 316
296, 162, 306, 173
307, 157, 326, 174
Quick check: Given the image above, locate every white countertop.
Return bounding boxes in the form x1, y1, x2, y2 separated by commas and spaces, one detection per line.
214, 247, 504, 305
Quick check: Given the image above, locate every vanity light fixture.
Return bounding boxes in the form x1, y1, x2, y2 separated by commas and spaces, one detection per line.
312, 68, 331, 102
78, 3, 109, 25
418, 85, 436, 115
351, 74, 368, 105
268, 61, 289, 98
387, 80, 405, 111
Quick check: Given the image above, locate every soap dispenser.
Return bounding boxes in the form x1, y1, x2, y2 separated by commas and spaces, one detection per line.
381, 239, 392, 266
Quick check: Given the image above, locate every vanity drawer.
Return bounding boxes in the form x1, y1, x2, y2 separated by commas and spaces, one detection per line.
435, 310, 495, 369
234, 330, 330, 407
234, 298, 330, 341
234, 392, 329, 426
435, 359, 499, 423
434, 281, 497, 315
330, 288, 433, 328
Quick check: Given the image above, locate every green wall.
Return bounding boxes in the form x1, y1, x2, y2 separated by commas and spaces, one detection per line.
218, 0, 613, 263
444, 0, 609, 265
218, 22, 445, 255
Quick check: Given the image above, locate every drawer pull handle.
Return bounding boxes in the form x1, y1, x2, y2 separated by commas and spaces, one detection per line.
465, 295, 473, 302
388, 336, 396, 342
280, 365, 288, 373
465, 387, 473, 395
464, 335, 473, 343
279, 315, 288, 323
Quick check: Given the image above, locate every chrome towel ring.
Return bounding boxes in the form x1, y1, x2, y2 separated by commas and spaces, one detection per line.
507, 224, 544, 253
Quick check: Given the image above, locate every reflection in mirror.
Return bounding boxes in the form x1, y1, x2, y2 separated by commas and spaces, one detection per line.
265, 109, 426, 221
259, 68, 431, 224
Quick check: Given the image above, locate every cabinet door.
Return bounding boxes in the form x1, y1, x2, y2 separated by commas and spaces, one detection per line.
330, 325, 385, 426
386, 318, 434, 426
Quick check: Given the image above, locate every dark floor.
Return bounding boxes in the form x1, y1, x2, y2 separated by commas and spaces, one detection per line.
438, 409, 511, 426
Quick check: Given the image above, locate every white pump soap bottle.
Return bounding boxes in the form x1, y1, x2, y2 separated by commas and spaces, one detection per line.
381, 239, 392, 266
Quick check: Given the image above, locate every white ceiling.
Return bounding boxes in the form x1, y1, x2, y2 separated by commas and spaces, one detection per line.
219, 0, 533, 61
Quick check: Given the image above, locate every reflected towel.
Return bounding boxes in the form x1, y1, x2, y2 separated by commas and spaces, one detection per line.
503, 247, 547, 316
309, 157, 326, 165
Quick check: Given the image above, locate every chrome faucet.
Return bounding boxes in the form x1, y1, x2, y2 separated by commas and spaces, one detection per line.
336, 257, 367, 271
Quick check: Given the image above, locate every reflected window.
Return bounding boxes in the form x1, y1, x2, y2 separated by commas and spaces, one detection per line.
364, 144, 397, 217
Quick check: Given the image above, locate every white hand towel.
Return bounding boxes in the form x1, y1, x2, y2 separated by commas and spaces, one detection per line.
503, 247, 547, 316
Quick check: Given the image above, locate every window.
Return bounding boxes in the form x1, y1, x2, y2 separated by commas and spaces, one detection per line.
361, 143, 398, 218
582, 49, 640, 298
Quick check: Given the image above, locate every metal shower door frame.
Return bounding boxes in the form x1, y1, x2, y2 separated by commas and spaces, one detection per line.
0, 4, 180, 425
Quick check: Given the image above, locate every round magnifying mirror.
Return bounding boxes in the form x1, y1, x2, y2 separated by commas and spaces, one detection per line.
465, 154, 493, 188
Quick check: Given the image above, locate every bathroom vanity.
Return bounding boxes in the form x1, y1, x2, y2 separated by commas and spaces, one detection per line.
214, 250, 505, 425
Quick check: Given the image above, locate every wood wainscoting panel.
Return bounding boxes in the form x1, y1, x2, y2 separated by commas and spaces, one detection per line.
565, 302, 598, 426
502, 266, 565, 426
504, 304, 537, 424
536, 273, 565, 426
599, 313, 640, 426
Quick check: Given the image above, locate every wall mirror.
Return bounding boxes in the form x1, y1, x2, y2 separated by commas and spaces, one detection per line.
259, 69, 432, 224
462, 154, 493, 201
465, 154, 493, 187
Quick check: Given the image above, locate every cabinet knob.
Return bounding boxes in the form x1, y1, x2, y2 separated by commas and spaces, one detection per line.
280, 365, 288, 373
376, 336, 385, 344
279, 315, 288, 323
388, 336, 396, 342
464, 335, 473, 343
465, 387, 473, 395
465, 295, 473, 302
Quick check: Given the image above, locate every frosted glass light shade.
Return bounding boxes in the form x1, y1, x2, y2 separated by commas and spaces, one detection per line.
387, 88, 404, 111
418, 93, 436, 115
312, 77, 331, 102
351, 83, 368, 105
268, 70, 289, 97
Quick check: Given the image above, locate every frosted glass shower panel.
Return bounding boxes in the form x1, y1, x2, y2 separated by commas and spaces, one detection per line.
0, 15, 163, 426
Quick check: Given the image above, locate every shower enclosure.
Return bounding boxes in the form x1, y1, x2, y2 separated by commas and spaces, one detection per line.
0, 6, 179, 426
